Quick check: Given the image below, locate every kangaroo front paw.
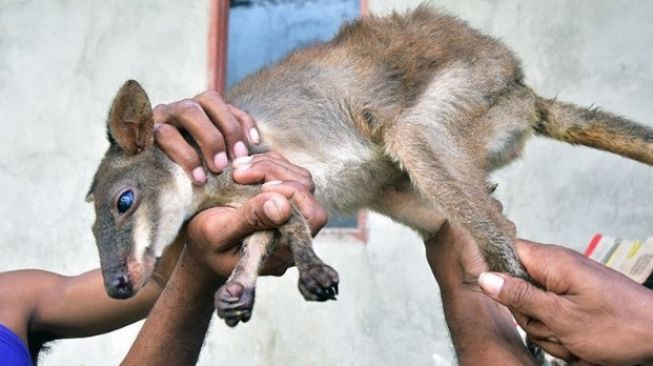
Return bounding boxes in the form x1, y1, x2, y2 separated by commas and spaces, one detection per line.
214, 282, 255, 327
298, 264, 340, 302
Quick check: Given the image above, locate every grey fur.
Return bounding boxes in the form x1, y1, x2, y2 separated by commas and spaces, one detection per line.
89, 7, 653, 325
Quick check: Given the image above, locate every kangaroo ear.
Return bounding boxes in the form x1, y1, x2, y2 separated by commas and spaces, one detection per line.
107, 80, 154, 155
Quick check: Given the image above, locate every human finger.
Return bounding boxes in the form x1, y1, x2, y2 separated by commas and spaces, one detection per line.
186, 192, 293, 252
261, 180, 328, 235
479, 272, 557, 322
153, 123, 206, 184
513, 240, 584, 287
168, 99, 229, 173
259, 150, 289, 161
227, 104, 260, 145
194, 91, 248, 159
513, 311, 555, 340
232, 154, 315, 192
527, 337, 578, 363
153, 100, 228, 174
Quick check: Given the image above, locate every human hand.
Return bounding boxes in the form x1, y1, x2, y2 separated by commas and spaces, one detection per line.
184, 152, 327, 278
479, 240, 653, 365
153, 90, 260, 184
425, 221, 489, 288
425, 222, 538, 366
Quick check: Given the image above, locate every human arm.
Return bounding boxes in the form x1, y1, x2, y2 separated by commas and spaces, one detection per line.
119, 232, 222, 366
425, 222, 537, 366
0, 236, 182, 350
478, 240, 653, 365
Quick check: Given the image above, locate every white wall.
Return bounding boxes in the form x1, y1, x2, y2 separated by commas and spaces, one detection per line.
0, 1, 211, 364
1, 1, 652, 365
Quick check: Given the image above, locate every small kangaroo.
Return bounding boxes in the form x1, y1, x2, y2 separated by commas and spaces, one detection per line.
88, 6, 653, 327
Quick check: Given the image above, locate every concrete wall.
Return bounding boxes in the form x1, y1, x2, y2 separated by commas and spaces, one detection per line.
0, 1, 211, 364
1, 1, 652, 366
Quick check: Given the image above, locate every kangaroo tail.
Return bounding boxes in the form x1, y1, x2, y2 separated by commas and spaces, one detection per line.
532, 95, 653, 166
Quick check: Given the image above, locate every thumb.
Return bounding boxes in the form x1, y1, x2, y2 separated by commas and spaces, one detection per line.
479, 272, 554, 321
240, 192, 293, 230
187, 192, 292, 251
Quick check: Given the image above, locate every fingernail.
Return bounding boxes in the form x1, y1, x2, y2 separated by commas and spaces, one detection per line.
479, 272, 505, 297
213, 152, 228, 171
249, 128, 260, 144
234, 141, 248, 158
153, 123, 163, 132
262, 180, 283, 186
233, 156, 253, 167
192, 167, 207, 183
263, 198, 283, 223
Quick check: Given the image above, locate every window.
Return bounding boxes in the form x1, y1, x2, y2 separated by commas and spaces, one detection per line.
209, 0, 368, 240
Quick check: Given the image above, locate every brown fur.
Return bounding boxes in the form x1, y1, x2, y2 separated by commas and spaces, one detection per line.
108, 80, 155, 155
534, 97, 653, 165
89, 6, 653, 327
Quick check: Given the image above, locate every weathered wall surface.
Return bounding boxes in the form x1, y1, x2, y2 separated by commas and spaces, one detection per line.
0, 1, 211, 364
1, 1, 652, 365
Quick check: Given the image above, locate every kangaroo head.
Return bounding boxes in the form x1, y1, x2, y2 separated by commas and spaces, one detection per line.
88, 80, 195, 299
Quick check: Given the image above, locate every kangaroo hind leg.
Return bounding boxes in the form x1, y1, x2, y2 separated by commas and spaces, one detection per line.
279, 208, 339, 302
215, 230, 277, 327
383, 118, 527, 279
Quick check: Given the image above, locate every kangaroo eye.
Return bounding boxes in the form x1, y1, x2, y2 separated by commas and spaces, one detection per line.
117, 190, 134, 214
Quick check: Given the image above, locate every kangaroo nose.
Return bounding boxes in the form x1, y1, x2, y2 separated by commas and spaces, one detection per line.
107, 272, 133, 299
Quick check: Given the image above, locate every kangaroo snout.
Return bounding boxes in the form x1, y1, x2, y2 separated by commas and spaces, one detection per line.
104, 257, 154, 299
106, 270, 133, 299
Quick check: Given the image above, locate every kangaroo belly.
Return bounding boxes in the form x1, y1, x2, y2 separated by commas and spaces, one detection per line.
257, 119, 398, 215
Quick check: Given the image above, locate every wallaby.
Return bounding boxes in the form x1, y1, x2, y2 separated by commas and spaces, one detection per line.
88, 6, 653, 327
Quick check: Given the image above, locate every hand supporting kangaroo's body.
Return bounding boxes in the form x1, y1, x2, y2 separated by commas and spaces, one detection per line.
88, 7, 653, 326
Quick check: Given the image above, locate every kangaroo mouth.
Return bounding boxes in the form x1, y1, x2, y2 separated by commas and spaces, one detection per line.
126, 256, 156, 292
104, 255, 156, 299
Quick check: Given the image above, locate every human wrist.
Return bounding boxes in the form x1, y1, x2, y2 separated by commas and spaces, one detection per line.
176, 248, 226, 290
123, 247, 224, 366
438, 270, 514, 336
425, 233, 487, 293
441, 284, 534, 365
430, 257, 478, 296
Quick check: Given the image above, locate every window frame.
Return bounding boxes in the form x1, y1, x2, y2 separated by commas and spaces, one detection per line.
207, 0, 369, 243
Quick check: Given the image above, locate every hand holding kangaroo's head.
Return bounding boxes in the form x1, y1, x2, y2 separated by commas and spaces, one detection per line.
88, 80, 196, 299
87, 80, 337, 326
